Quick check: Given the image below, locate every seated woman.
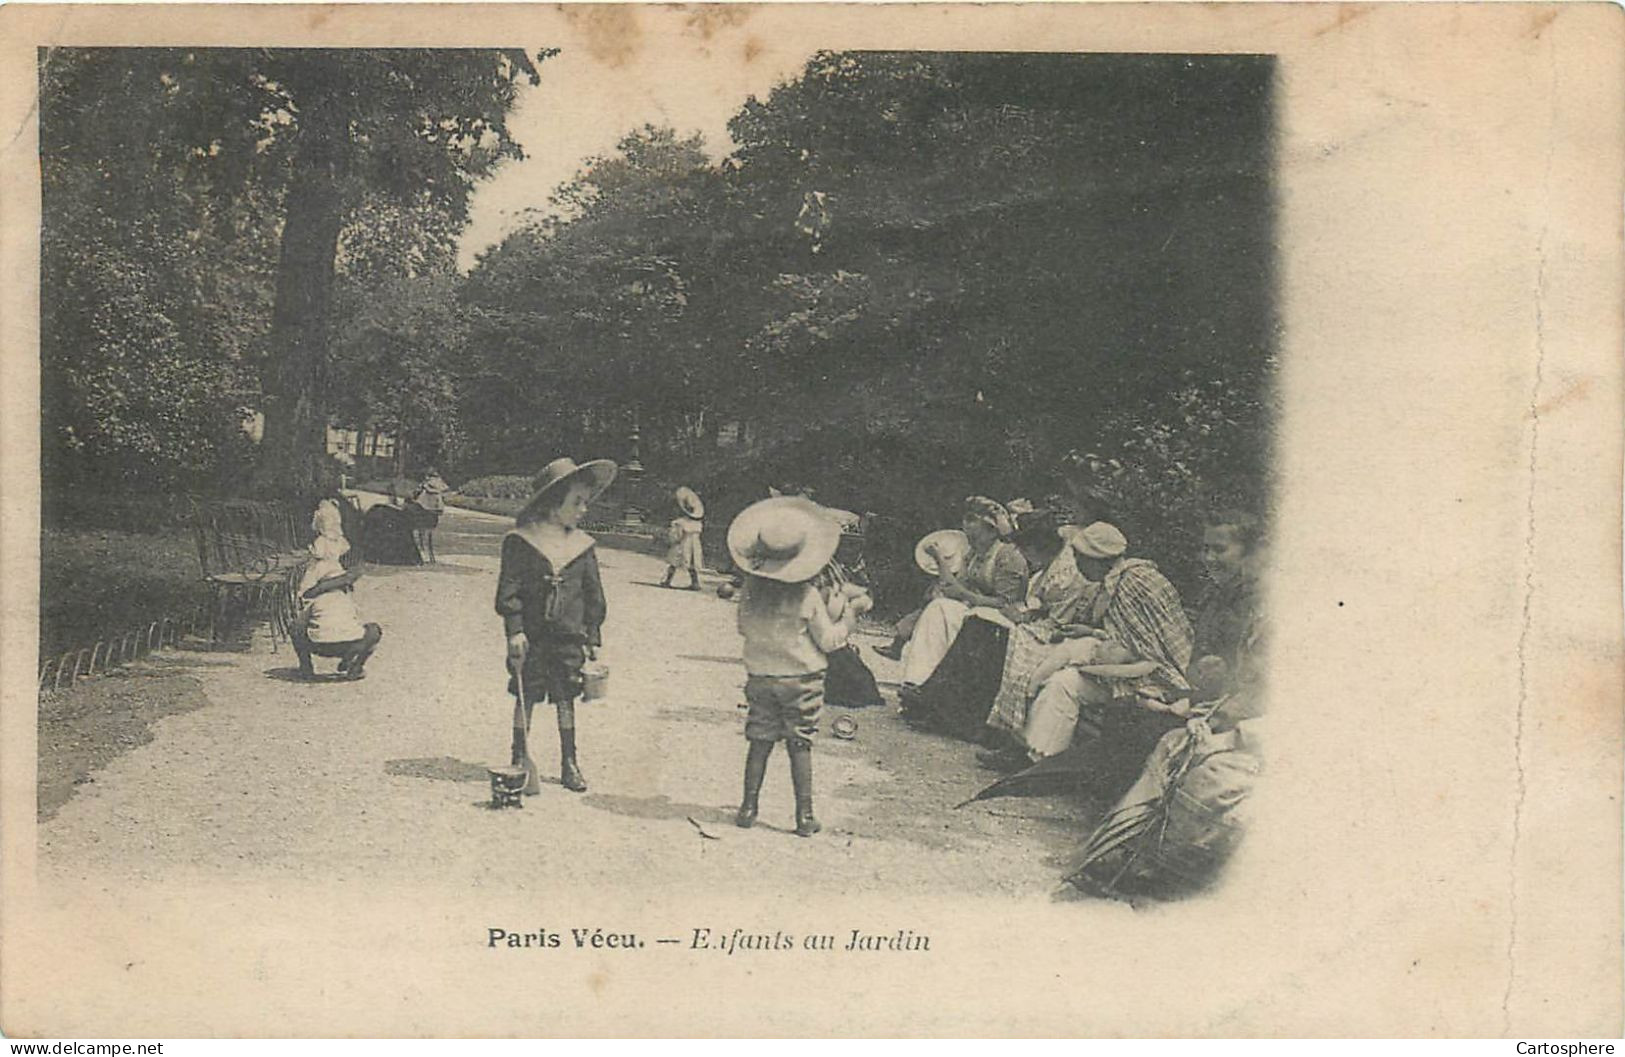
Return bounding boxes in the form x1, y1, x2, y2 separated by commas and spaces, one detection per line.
899, 511, 1090, 738
981, 522, 1194, 788
987, 512, 1264, 806
874, 502, 1009, 663
981, 520, 1113, 738
897, 496, 1027, 698
1185, 510, 1264, 700
1065, 593, 1267, 900
361, 502, 423, 565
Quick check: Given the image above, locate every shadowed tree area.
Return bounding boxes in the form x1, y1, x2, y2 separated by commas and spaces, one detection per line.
40, 47, 544, 508
459, 52, 1277, 599
40, 48, 1274, 612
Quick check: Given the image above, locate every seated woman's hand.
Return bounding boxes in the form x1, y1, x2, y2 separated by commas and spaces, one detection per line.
1190, 654, 1231, 697
1139, 694, 1193, 718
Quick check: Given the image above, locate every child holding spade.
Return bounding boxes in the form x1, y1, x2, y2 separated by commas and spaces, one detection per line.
495, 457, 616, 794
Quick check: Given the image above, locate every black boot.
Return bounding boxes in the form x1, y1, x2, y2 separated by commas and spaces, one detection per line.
737, 740, 773, 828
687, 569, 701, 591
660, 568, 674, 588
559, 725, 587, 792
787, 740, 820, 837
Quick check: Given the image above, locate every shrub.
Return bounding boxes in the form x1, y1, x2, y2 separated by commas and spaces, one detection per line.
445, 494, 523, 518
454, 473, 534, 500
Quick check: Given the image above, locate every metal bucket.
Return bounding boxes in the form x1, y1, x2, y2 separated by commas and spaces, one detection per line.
582, 662, 610, 702
488, 766, 528, 808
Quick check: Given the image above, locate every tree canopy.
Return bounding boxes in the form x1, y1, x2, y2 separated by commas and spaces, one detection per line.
41, 47, 545, 500
41, 48, 1274, 599
457, 51, 1276, 595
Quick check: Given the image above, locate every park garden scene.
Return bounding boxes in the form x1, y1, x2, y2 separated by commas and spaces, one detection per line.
37, 46, 1274, 900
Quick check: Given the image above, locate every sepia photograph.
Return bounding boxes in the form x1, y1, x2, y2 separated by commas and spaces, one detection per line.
1, 2, 1620, 1040
33, 41, 1273, 900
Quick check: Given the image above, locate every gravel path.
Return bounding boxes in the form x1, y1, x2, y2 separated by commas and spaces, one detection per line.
40, 507, 1093, 898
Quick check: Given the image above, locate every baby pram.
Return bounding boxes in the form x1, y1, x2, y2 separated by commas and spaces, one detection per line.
361, 503, 423, 565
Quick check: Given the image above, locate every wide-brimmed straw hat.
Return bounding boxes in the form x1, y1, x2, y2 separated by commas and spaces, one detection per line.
675, 486, 705, 519
727, 497, 841, 583
915, 529, 970, 576
1062, 521, 1128, 560
519, 457, 618, 523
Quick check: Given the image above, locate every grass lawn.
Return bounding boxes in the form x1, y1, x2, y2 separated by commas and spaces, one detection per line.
40, 527, 211, 660
443, 493, 523, 518
37, 656, 216, 821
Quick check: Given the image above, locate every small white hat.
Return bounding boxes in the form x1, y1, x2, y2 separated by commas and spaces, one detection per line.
1063, 521, 1128, 560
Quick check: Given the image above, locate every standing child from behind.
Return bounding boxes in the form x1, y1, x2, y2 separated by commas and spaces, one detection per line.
408, 467, 450, 563
728, 497, 871, 837
495, 457, 616, 795
661, 486, 706, 591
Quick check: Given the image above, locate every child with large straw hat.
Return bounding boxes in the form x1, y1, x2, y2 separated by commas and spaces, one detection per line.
727, 496, 871, 836
660, 486, 706, 590
495, 456, 617, 794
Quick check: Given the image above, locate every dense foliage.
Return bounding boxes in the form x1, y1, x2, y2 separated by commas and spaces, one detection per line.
41, 47, 543, 503
42, 48, 1274, 606
458, 52, 1276, 600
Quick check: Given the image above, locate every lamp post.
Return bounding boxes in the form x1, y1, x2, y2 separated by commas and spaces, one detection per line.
620, 409, 646, 527
624, 411, 645, 480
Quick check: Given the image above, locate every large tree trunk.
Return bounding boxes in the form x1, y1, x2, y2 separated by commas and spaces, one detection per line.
253, 86, 348, 507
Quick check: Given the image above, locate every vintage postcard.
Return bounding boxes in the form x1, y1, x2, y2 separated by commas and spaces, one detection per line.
0, 2, 1620, 1039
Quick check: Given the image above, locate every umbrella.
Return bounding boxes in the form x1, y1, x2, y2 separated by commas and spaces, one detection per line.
958, 692, 1202, 809
954, 747, 1096, 808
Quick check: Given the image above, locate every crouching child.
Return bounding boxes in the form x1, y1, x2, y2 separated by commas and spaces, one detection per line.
294, 534, 382, 680
727, 497, 870, 837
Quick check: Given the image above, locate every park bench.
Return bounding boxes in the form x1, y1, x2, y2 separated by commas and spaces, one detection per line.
188, 497, 309, 647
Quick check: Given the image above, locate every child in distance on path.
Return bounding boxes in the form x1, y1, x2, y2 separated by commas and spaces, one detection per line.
495, 457, 615, 794
728, 496, 871, 837
661, 486, 706, 591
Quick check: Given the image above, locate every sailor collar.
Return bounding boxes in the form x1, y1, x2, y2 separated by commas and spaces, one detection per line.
507, 523, 597, 571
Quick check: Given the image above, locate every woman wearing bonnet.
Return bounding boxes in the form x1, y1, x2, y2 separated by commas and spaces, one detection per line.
896, 496, 1028, 699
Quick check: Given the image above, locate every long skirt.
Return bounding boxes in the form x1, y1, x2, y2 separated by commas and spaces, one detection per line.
665, 532, 703, 571
986, 625, 1057, 735
900, 597, 973, 685
900, 616, 1009, 741
1031, 693, 1185, 801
